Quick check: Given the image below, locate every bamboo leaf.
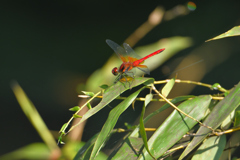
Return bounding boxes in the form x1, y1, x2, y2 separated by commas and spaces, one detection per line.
69, 106, 80, 112
180, 82, 240, 160
109, 95, 193, 159
90, 86, 147, 159
162, 78, 175, 97
139, 94, 155, 159
139, 95, 211, 159
192, 135, 226, 160
76, 77, 154, 128
206, 26, 240, 42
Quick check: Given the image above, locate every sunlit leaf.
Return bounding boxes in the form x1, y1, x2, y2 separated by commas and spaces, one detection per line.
234, 110, 240, 127
99, 84, 109, 89
110, 95, 194, 159
221, 110, 235, 130
206, 26, 240, 42
162, 78, 175, 97
82, 91, 95, 97
192, 135, 226, 160
73, 132, 108, 160
73, 77, 154, 129
73, 114, 82, 118
219, 131, 240, 160
180, 82, 240, 160
11, 82, 59, 152
139, 94, 155, 159
0, 143, 50, 160
59, 123, 68, 133
90, 86, 147, 159
139, 95, 211, 159
109, 137, 143, 159
87, 103, 92, 109
143, 95, 194, 124
69, 106, 80, 111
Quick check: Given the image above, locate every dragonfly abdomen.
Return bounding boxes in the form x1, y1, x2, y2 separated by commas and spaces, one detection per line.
132, 48, 165, 66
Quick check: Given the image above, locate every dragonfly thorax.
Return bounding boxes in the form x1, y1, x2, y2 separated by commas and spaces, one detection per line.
112, 67, 119, 76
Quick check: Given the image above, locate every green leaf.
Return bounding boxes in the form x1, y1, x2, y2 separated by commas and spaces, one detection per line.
69, 106, 80, 111
139, 95, 211, 159
143, 95, 194, 124
206, 26, 240, 42
74, 77, 154, 128
161, 78, 175, 97
99, 84, 109, 89
192, 135, 226, 160
90, 86, 147, 159
73, 132, 108, 160
109, 137, 143, 160
73, 114, 82, 118
0, 143, 50, 160
139, 94, 155, 159
82, 91, 95, 97
11, 82, 58, 152
234, 110, 240, 127
109, 96, 193, 159
219, 131, 240, 160
221, 110, 235, 129
180, 82, 240, 160
144, 94, 153, 107
87, 103, 92, 109
59, 123, 68, 133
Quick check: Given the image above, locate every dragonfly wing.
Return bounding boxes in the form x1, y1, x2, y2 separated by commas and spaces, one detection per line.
137, 65, 150, 75
123, 43, 142, 59
125, 67, 136, 77
106, 39, 129, 62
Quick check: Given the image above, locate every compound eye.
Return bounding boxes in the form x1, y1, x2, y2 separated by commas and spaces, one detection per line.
112, 67, 118, 76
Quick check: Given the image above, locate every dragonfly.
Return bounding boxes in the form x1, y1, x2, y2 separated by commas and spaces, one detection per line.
106, 39, 165, 83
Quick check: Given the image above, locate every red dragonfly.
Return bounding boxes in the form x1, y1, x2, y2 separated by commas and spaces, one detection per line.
106, 39, 165, 83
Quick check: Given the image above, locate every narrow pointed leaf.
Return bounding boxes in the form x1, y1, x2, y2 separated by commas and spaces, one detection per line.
143, 95, 194, 124
161, 78, 175, 97
0, 143, 50, 160
73, 132, 108, 160
221, 110, 235, 129
139, 94, 155, 159
139, 95, 211, 159
90, 86, 147, 159
110, 95, 193, 159
87, 103, 92, 109
234, 110, 240, 127
180, 82, 240, 160
82, 91, 95, 97
99, 84, 109, 89
192, 135, 226, 160
110, 137, 143, 160
73, 114, 82, 118
11, 82, 59, 152
69, 106, 80, 111
219, 131, 240, 160
206, 26, 240, 42
78, 77, 154, 127
59, 123, 68, 133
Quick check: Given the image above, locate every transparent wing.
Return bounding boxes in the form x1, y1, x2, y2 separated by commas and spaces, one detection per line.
137, 65, 150, 75
123, 43, 142, 60
106, 39, 129, 62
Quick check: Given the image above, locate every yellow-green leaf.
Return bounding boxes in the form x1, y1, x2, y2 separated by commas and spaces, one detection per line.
206, 26, 240, 42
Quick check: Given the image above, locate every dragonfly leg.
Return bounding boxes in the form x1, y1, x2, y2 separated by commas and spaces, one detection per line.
124, 72, 135, 89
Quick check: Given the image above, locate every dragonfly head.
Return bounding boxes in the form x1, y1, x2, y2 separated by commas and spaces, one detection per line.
112, 67, 119, 76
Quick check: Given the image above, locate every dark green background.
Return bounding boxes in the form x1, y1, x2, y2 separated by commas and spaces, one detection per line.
1, 0, 240, 155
